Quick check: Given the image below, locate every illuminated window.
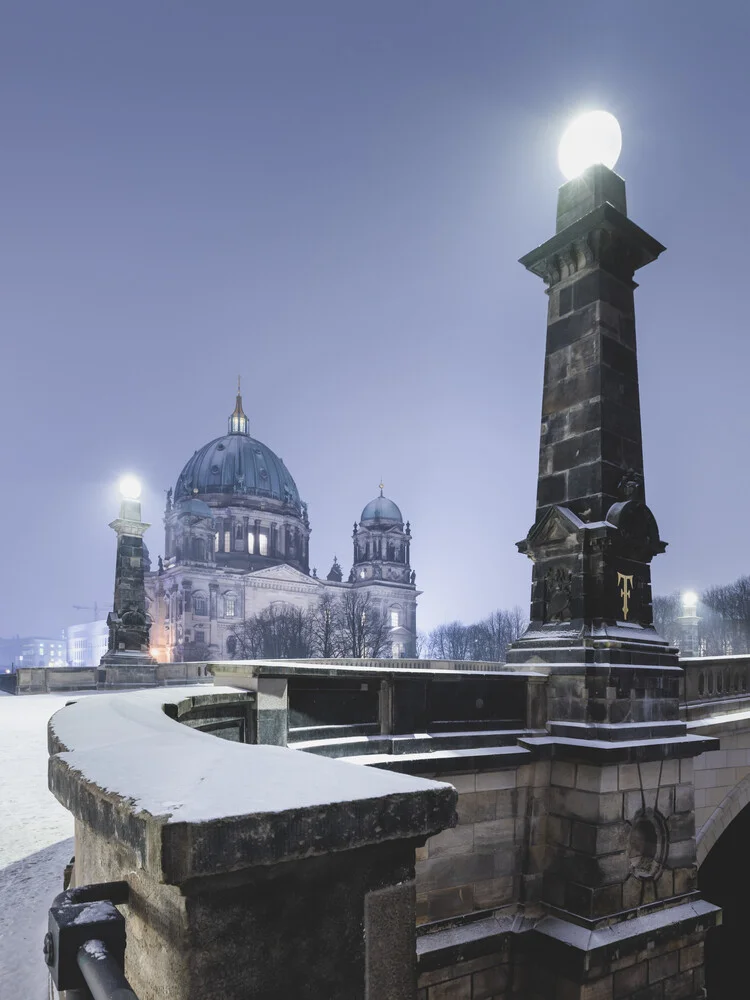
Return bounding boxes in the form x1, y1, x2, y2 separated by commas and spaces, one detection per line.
224, 531, 231, 552
259, 532, 268, 556
214, 533, 219, 552
390, 610, 400, 629
392, 643, 404, 659
247, 532, 255, 554
225, 596, 236, 618
194, 597, 208, 616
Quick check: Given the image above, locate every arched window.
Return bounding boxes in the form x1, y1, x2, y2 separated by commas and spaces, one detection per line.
214, 532, 219, 552
193, 594, 208, 617
390, 608, 401, 629
226, 636, 237, 657
258, 532, 268, 556
248, 532, 255, 554
224, 594, 237, 618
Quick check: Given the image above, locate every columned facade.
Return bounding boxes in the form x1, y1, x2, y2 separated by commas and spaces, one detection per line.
146, 396, 419, 660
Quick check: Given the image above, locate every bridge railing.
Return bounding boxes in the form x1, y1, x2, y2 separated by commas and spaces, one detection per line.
681, 653, 750, 719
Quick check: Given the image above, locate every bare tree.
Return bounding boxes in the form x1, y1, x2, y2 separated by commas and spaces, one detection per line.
702, 576, 750, 654
427, 607, 528, 663
336, 590, 389, 658
428, 621, 472, 660
309, 591, 339, 658
652, 593, 682, 647
226, 604, 314, 659
179, 640, 213, 662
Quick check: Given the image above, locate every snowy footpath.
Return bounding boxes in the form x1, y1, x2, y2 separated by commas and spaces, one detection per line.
0, 692, 77, 997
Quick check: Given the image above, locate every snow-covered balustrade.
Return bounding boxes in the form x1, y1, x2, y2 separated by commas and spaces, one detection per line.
48, 686, 457, 1000
209, 658, 547, 746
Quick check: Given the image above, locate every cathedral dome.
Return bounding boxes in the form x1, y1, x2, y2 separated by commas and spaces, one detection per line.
360, 488, 403, 524
174, 391, 302, 511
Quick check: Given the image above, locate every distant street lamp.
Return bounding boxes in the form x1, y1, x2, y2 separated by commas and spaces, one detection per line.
100, 476, 157, 668
678, 590, 701, 658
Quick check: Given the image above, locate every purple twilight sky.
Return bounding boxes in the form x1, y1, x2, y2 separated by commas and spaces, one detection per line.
2, 2, 748, 638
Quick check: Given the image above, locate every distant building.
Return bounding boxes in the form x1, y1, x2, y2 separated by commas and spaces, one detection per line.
0, 637, 22, 669
19, 636, 67, 668
65, 620, 109, 667
146, 390, 420, 660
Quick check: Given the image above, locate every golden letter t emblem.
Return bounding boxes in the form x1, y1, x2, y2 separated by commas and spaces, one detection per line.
617, 572, 634, 620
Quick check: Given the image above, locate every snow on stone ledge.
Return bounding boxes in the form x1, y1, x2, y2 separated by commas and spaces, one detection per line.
48, 686, 456, 885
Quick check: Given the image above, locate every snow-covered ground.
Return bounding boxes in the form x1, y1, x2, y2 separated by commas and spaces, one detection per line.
0, 693, 78, 997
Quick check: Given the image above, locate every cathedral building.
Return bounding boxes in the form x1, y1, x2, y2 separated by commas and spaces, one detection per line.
146, 390, 419, 661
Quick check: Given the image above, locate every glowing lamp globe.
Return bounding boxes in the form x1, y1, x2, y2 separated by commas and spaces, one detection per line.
683, 591, 698, 611
558, 111, 622, 181
119, 475, 142, 501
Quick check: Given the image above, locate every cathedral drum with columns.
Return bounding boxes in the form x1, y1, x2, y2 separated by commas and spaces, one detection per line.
146, 390, 419, 661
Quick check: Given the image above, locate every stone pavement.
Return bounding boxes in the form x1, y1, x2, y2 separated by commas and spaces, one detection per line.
0, 692, 78, 997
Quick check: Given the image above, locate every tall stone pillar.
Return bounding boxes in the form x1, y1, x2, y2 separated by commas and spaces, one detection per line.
507, 159, 720, 996
101, 483, 157, 668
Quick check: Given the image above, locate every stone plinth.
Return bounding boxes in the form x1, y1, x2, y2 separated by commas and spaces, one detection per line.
102, 494, 156, 667
48, 687, 457, 1000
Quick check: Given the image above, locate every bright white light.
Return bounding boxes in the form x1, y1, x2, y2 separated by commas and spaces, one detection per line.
683, 591, 698, 610
558, 110, 622, 180
119, 475, 142, 500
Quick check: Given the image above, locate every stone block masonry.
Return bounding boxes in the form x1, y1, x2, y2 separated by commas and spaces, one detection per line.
415, 763, 549, 925
48, 687, 457, 1000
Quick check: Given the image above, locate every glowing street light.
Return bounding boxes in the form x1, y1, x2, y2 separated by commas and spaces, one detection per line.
558, 110, 623, 180
682, 591, 698, 615
119, 475, 142, 501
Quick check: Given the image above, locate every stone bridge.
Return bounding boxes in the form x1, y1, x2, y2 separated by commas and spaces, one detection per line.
46, 653, 750, 1000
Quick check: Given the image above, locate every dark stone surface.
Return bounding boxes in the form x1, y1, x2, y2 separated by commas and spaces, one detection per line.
256, 707, 288, 746
102, 497, 156, 665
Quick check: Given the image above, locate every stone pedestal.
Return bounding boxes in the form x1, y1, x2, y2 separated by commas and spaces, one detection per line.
48, 687, 457, 1000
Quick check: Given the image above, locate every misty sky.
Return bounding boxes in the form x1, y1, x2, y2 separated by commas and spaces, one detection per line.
2, 2, 749, 639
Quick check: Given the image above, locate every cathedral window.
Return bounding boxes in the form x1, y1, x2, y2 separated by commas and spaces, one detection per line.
224, 531, 231, 552
194, 630, 205, 644
258, 532, 268, 556
214, 532, 219, 552
392, 642, 404, 659
248, 532, 255, 554
225, 596, 237, 617
390, 609, 400, 628
194, 596, 208, 617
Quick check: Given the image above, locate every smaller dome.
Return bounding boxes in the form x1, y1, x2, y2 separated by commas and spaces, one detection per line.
361, 491, 403, 524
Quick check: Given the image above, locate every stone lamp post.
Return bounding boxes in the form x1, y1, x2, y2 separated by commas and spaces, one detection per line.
506, 111, 719, 999
100, 476, 157, 667
679, 590, 701, 657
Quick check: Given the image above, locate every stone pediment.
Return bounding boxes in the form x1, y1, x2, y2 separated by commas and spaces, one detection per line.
520, 505, 585, 552
247, 563, 323, 587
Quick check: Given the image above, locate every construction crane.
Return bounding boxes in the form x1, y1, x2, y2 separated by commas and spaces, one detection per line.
72, 602, 110, 621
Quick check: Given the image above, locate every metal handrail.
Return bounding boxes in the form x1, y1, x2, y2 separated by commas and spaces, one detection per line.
46, 880, 140, 1000
77, 940, 138, 1000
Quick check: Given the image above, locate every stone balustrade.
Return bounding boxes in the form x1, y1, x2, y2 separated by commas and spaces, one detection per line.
48, 686, 457, 1000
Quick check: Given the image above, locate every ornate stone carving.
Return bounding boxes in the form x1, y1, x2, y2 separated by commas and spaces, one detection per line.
544, 566, 573, 622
